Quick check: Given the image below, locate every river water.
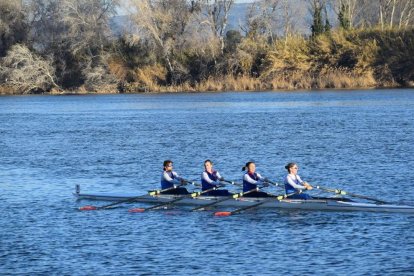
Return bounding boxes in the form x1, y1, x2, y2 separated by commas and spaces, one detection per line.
1, 90, 414, 275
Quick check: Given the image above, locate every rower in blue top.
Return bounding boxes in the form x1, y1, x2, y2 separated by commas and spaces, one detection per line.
201, 159, 232, 196
160, 160, 190, 195
242, 161, 270, 197
284, 162, 313, 199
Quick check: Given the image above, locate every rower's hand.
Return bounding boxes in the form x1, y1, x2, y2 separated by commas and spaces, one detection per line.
180, 179, 186, 184
263, 177, 269, 182
304, 182, 313, 190
262, 182, 269, 188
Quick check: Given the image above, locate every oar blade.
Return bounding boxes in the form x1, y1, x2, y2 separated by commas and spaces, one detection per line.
128, 208, 146, 213
214, 211, 232, 217
78, 205, 97, 211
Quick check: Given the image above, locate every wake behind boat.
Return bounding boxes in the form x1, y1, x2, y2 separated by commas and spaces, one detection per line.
74, 185, 414, 213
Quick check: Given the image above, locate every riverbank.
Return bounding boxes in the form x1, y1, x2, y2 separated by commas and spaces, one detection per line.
1, 73, 411, 95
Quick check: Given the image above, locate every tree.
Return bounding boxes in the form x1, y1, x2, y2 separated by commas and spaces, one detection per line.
0, 0, 28, 57
201, 0, 234, 54
338, 2, 351, 29
27, 0, 119, 89
311, 0, 325, 36
127, 0, 211, 83
0, 44, 58, 93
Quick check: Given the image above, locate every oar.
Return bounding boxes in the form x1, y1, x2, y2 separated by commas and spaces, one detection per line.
78, 182, 191, 211
214, 191, 299, 217
312, 184, 389, 204
221, 179, 242, 187
128, 186, 218, 213
263, 179, 285, 190
191, 188, 259, 211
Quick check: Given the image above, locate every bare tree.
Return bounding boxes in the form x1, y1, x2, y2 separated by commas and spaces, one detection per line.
60, 0, 119, 60
332, 0, 358, 28
343, 0, 414, 29
246, 0, 282, 41
398, 0, 414, 28
126, 0, 203, 83
0, 44, 58, 93
26, 0, 119, 89
201, 0, 234, 54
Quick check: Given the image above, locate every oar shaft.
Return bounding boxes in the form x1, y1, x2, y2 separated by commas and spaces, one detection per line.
230, 201, 266, 215
314, 185, 388, 204
99, 184, 188, 209
192, 188, 258, 211
137, 186, 218, 211
216, 191, 299, 216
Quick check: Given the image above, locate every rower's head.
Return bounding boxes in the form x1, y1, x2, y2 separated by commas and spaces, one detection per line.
204, 159, 213, 172
285, 163, 299, 175
163, 160, 173, 172
242, 161, 255, 173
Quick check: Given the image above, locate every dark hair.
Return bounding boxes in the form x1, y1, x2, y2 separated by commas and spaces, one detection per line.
242, 161, 255, 171
285, 162, 297, 172
163, 160, 173, 170
204, 159, 213, 166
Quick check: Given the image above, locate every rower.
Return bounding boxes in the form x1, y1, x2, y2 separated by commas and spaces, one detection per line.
242, 161, 269, 197
160, 160, 190, 195
201, 160, 232, 196
284, 162, 312, 199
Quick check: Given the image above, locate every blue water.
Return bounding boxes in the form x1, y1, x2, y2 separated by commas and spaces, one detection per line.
1, 90, 414, 275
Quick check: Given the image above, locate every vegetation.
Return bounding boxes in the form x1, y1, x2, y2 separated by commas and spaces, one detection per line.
1, 0, 414, 94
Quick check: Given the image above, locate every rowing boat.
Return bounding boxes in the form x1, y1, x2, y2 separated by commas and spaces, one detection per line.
74, 185, 414, 213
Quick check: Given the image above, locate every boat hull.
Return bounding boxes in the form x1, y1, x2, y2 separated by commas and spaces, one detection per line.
74, 190, 414, 213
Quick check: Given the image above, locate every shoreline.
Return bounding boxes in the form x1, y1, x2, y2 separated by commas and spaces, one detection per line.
1, 84, 412, 96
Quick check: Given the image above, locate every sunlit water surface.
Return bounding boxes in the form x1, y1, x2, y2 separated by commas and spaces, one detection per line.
1, 90, 414, 275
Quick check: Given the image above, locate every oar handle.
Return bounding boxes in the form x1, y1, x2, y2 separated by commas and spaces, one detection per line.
263, 179, 285, 189
222, 179, 242, 186
182, 179, 201, 186
232, 188, 259, 199
190, 186, 219, 197
148, 181, 191, 196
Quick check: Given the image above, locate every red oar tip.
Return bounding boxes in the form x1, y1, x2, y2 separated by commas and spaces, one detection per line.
79, 205, 97, 211
214, 211, 232, 217
128, 208, 146, 213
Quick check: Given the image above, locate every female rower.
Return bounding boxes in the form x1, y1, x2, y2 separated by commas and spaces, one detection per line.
160, 160, 189, 195
201, 160, 232, 196
284, 162, 312, 200
242, 161, 270, 197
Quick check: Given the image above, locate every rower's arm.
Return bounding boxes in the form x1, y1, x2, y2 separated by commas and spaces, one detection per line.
216, 172, 224, 182
244, 174, 258, 185
256, 173, 266, 183
202, 172, 220, 185
286, 175, 306, 190
163, 171, 182, 184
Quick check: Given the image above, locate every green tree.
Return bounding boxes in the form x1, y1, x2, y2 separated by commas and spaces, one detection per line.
311, 1, 324, 37
338, 3, 351, 30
